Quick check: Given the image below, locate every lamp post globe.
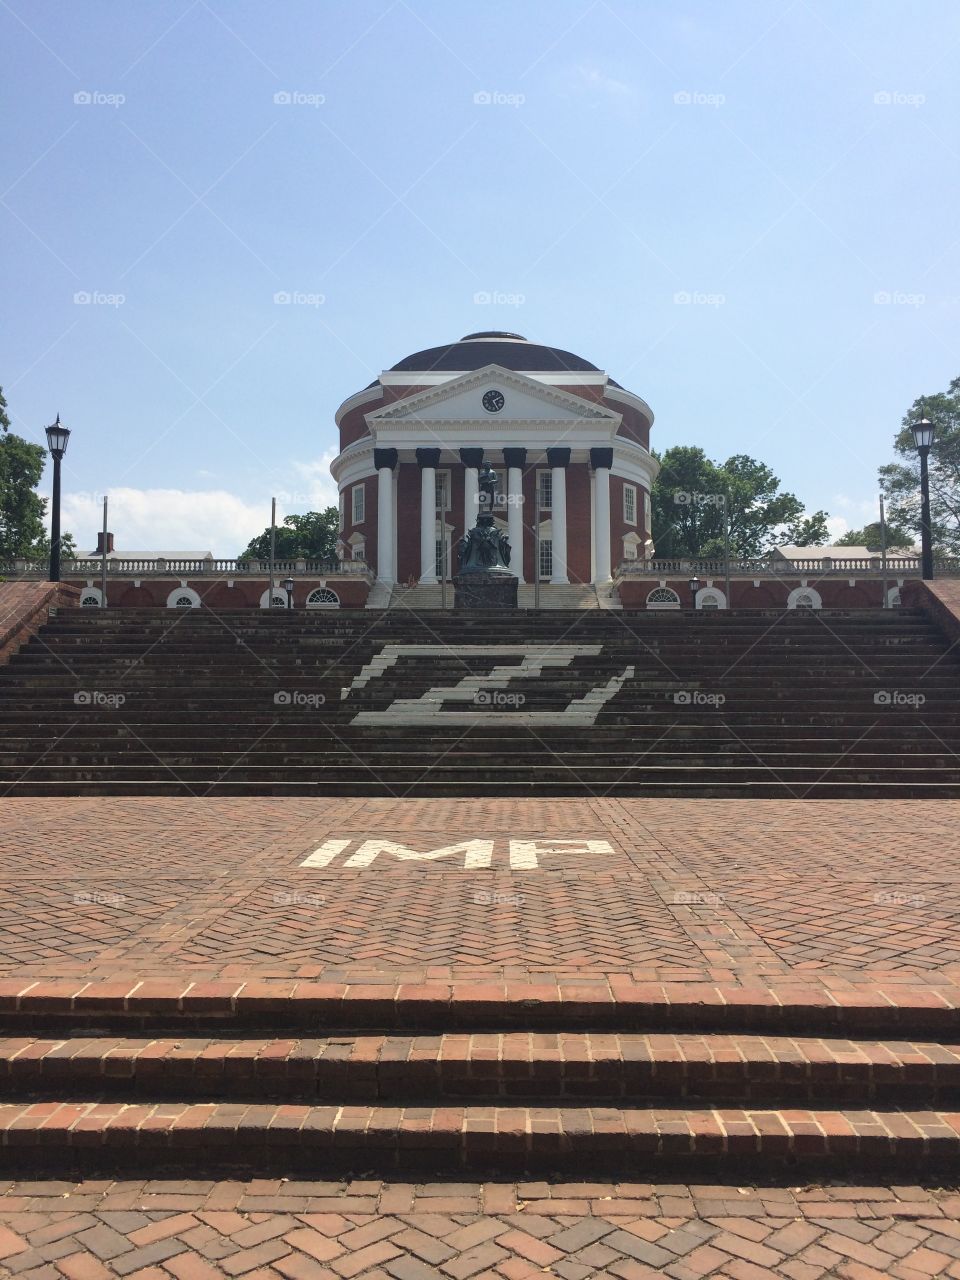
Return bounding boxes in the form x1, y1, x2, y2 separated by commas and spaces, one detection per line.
282, 576, 295, 609
688, 576, 701, 611
44, 415, 70, 583
911, 405, 935, 581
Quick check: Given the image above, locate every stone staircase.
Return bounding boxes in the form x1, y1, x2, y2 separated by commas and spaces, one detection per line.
2, 605, 960, 796
2, 981, 960, 1175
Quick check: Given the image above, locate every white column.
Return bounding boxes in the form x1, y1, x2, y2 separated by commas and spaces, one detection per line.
593, 465, 612, 583
376, 463, 395, 584
507, 466, 525, 582
550, 463, 568, 584
419, 465, 436, 583
464, 467, 479, 532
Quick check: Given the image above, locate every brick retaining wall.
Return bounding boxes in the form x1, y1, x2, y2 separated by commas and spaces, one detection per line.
0, 581, 79, 667
902, 579, 960, 644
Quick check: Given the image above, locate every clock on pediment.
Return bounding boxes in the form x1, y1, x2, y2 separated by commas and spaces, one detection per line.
481, 389, 505, 414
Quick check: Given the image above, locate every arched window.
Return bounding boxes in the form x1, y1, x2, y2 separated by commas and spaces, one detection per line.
646, 587, 681, 610
166, 586, 200, 609
697, 588, 726, 610
259, 588, 289, 609
80, 588, 103, 608
306, 587, 340, 609
887, 586, 901, 608
787, 586, 822, 610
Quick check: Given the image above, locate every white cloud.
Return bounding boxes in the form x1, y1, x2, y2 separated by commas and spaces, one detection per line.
826, 515, 851, 542
574, 64, 635, 99
58, 451, 340, 556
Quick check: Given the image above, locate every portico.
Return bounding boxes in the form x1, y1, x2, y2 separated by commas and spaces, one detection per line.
331, 333, 659, 599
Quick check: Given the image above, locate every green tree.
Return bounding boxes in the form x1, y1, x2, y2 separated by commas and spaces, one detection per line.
0, 387, 49, 560
879, 376, 960, 554
32, 529, 78, 563
239, 508, 339, 561
834, 521, 913, 551
0, 387, 78, 565
651, 446, 829, 557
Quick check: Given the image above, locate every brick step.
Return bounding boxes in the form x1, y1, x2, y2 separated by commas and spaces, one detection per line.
5, 764, 960, 786
2, 981, 957, 1039
10, 779, 960, 798
4, 1032, 960, 1106
6, 750, 960, 770
7, 711, 960, 732
1, 733, 955, 752
49, 606, 932, 621
1, 723, 957, 744
7, 667, 953, 683
1, 1100, 959, 1174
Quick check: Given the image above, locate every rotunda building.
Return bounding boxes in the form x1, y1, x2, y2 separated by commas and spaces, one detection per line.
331, 332, 658, 600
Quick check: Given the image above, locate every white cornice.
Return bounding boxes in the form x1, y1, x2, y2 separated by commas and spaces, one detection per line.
366, 365, 622, 426
605, 385, 654, 428
379, 369, 609, 387
334, 384, 383, 426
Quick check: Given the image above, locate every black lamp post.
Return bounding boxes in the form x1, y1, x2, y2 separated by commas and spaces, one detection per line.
688, 575, 701, 611
44, 415, 71, 582
910, 405, 935, 581
282, 576, 295, 609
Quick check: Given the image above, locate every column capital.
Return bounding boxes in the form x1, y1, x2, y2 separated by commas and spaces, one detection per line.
547, 447, 571, 468
415, 447, 441, 469
590, 447, 613, 471
373, 447, 398, 471
503, 447, 527, 469
459, 447, 484, 469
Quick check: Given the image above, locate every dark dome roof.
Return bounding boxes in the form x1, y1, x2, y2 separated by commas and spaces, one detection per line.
389, 332, 607, 378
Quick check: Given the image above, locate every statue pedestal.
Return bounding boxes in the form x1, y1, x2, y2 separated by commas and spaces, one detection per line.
453, 571, 518, 610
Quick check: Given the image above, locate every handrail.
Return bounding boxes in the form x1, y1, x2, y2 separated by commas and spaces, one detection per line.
615, 555, 960, 576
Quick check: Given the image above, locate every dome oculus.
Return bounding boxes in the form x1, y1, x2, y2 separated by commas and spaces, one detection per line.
482, 389, 505, 414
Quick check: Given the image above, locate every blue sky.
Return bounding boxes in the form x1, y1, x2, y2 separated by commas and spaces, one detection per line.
2, 0, 959, 553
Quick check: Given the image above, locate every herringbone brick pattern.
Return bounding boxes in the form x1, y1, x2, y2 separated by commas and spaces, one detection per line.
1, 797, 959, 987
2, 1177, 960, 1278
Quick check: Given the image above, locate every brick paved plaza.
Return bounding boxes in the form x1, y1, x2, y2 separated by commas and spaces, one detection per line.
2, 796, 960, 1275
1, 796, 958, 988
5, 1176, 960, 1280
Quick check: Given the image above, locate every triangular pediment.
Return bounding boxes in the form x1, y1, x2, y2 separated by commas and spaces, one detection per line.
366, 366, 621, 426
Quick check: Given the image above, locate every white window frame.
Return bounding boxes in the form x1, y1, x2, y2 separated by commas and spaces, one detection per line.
787, 586, 822, 610
435, 524, 453, 579
538, 538, 553, 580
646, 587, 681, 610
623, 483, 637, 526
696, 587, 727, 610
351, 483, 365, 525
306, 587, 340, 609
435, 469, 451, 512
536, 469, 552, 511
622, 532, 642, 561
166, 585, 201, 609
